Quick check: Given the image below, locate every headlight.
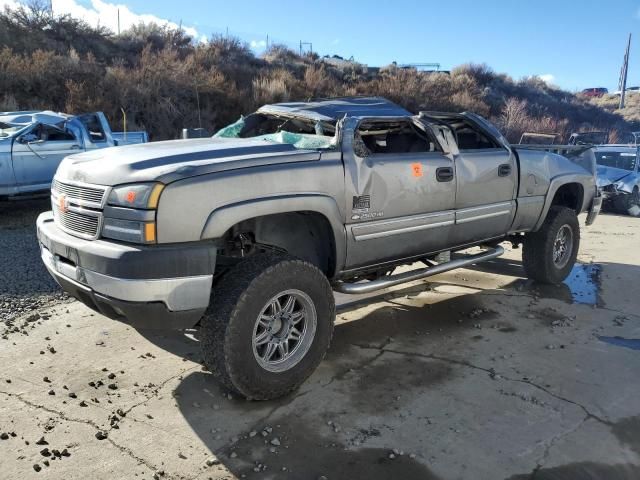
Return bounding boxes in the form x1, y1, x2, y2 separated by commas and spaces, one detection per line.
102, 218, 156, 244
102, 183, 164, 244
107, 183, 164, 209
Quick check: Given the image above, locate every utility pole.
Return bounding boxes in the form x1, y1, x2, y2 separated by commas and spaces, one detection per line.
619, 33, 632, 109
117, 8, 120, 35
299, 41, 312, 56
195, 84, 202, 129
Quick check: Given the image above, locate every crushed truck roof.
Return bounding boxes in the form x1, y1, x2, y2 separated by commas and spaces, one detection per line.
258, 96, 412, 122
0, 110, 71, 128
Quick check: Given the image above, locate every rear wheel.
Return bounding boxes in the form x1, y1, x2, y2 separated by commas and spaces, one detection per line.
522, 206, 580, 284
200, 253, 335, 400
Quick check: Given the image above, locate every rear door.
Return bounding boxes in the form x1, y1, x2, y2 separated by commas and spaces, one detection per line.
452, 115, 516, 243
422, 113, 516, 245
12, 124, 82, 189
342, 116, 457, 269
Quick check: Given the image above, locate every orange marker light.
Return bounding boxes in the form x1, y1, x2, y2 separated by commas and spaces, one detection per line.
411, 163, 423, 178
126, 190, 137, 204
144, 223, 156, 243
147, 184, 164, 209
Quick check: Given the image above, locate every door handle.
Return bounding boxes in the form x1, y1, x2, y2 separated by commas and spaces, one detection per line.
498, 164, 512, 177
436, 167, 454, 182
70, 144, 81, 149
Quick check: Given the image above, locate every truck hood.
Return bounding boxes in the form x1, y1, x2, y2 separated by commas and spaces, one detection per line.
55, 137, 321, 186
596, 165, 632, 187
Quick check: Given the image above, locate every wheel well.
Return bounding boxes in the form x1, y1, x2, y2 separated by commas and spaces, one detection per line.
217, 212, 337, 277
551, 183, 584, 213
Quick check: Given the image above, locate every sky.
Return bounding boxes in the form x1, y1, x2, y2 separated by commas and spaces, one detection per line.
3, 0, 640, 91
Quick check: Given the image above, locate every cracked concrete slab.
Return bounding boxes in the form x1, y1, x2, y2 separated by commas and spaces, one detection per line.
1, 211, 639, 479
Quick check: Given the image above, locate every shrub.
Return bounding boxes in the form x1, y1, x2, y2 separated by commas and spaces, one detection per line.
0, 6, 634, 141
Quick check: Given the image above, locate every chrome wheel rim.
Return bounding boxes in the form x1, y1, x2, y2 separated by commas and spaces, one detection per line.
252, 289, 317, 373
553, 225, 573, 268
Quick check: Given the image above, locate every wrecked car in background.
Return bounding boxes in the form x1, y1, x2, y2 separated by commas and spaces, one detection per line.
595, 145, 640, 216
568, 131, 609, 145
518, 132, 560, 145
0, 110, 148, 199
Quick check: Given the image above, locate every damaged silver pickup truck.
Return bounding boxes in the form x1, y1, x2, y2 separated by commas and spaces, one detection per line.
37, 97, 601, 400
0, 110, 147, 199
594, 145, 640, 216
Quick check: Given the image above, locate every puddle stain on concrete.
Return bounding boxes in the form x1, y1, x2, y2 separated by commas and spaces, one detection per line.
331, 295, 497, 354
219, 417, 443, 480
598, 336, 640, 351
563, 264, 603, 305
347, 356, 454, 414
507, 416, 640, 479
505, 462, 640, 480
610, 415, 640, 456
516, 264, 604, 307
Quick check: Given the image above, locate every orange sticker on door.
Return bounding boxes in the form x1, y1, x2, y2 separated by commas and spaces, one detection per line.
411, 163, 423, 178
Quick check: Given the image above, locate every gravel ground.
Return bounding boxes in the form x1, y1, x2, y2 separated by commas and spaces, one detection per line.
0, 199, 69, 330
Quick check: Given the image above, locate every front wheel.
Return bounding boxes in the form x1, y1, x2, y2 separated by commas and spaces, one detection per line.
615, 187, 640, 216
522, 206, 580, 284
200, 253, 335, 400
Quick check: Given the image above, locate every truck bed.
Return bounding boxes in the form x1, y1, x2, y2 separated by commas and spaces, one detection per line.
112, 131, 149, 146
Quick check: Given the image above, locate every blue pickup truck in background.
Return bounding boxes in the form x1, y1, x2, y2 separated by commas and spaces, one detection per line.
0, 110, 147, 199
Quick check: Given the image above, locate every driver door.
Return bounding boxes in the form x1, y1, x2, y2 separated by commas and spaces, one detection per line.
13, 124, 82, 189
342, 116, 457, 269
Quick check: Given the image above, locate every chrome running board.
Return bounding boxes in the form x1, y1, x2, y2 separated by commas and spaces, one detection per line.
333, 246, 504, 295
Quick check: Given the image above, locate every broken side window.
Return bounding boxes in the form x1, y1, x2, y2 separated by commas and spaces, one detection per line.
355, 119, 441, 157
36, 124, 76, 142
446, 119, 500, 150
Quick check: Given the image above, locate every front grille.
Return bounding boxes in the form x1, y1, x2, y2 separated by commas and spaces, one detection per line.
51, 179, 107, 239
52, 207, 100, 239
52, 179, 107, 208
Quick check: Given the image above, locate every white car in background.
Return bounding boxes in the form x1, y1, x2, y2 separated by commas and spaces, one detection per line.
595, 145, 640, 216
613, 86, 640, 96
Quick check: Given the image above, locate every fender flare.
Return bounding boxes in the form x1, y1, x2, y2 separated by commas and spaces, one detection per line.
533, 174, 589, 231
200, 194, 347, 274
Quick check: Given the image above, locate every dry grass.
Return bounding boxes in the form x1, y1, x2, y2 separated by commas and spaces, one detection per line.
0, 3, 635, 141
589, 93, 640, 123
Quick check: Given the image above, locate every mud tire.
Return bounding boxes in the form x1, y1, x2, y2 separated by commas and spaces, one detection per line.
200, 253, 335, 400
523, 206, 580, 284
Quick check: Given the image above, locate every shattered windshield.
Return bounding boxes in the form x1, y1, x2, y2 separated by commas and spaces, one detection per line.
0, 122, 23, 138
214, 113, 337, 150
596, 151, 637, 171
